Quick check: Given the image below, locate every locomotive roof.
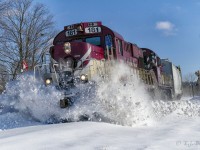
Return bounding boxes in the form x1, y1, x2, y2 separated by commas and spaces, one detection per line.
112, 30, 124, 40
53, 22, 125, 45
63, 21, 124, 40
142, 48, 159, 57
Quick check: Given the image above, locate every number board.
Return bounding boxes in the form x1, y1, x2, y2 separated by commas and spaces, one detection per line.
67, 25, 74, 30
66, 29, 77, 37
88, 22, 98, 26
85, 27, 101, 34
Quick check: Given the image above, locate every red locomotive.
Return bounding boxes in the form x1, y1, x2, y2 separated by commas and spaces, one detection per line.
35, 21, 182, 108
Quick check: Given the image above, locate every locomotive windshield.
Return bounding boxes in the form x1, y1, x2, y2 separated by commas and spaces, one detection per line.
85, 37, 101, 46
64, 36, 101, 47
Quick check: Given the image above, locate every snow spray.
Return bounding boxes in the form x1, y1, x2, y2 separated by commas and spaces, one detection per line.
0, 63, 200, 127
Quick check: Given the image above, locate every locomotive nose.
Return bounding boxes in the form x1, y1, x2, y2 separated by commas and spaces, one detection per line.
58, 57, 76, 88
59, 57, 75, 72
66, 57, 74, 67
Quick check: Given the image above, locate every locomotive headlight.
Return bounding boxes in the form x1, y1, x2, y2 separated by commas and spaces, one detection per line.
45, 78, 51, 85
80, 74, 88, 82
64, 42, 71, 54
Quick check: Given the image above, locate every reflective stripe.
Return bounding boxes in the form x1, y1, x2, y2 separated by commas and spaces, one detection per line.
76, 46, 92, 68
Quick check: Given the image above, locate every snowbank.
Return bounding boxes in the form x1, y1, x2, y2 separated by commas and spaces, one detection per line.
1, 121, 200, 150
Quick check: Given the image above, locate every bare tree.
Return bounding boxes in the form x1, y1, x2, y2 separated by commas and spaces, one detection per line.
184, 72, 197, 83
0, 0, 56, 79
0, 0, 9, 91
0, 0, 7, 12
183, 72, 198, 97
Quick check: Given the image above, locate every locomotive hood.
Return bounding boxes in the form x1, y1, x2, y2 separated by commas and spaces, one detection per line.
50, 42, 104, 69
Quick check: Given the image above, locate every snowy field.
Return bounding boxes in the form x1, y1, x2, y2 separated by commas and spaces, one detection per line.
1, 110, 200, 150
1, 65, 200, 150
1, 118, 200, 150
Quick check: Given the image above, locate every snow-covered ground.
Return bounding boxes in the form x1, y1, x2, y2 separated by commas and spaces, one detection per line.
1, 117, 200, 150
1, 64, 200, 150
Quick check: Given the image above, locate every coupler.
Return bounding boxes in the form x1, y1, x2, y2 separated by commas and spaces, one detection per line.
60, 97, 72, 108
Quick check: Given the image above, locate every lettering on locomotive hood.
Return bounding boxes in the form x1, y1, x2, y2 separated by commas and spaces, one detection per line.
85, 27, 101, 34
65, 22, 102, 37
66, 29, 77, 37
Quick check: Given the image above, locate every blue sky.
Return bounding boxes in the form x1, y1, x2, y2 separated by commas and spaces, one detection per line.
35, 0, 200, 77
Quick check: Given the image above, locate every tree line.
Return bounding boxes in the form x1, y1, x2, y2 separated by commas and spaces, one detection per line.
0, 0, 56, 90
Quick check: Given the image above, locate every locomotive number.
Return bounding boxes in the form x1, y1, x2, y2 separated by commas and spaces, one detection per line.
85, 27, 101, 34
66, 29, 77, 37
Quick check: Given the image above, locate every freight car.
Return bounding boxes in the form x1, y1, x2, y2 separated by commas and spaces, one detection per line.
34, 21, 182, 108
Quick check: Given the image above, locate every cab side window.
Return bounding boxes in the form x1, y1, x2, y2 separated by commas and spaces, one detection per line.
105, 34, 113, 48
86, 37, 101, 46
